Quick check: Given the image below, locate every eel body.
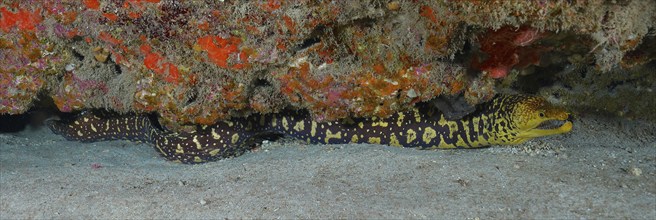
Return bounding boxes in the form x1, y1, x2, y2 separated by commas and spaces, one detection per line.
47, 94, 573, 164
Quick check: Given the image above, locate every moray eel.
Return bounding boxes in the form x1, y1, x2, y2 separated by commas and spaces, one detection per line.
46, 94, 573, 164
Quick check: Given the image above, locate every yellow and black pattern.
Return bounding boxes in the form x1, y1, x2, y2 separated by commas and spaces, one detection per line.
46, 94, 573, 164
47, 112, 258, 164
265, 94, 573, 148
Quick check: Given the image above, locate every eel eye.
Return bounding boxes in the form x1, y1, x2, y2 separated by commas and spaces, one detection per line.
539, 112, 545, 117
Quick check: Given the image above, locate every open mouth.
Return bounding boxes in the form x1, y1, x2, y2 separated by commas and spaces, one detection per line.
536, 119, 569, 130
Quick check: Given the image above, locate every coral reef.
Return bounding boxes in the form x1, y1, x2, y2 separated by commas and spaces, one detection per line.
472, 26, 547, 79
1, 0, 654, 127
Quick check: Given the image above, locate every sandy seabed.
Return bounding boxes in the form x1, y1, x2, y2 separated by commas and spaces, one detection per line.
1, 113, 654, 219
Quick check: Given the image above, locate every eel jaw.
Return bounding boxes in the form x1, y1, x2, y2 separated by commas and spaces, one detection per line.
521, 119, 573, 138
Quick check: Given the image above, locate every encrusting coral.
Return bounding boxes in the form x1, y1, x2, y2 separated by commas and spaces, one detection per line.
1, 0, 654, 127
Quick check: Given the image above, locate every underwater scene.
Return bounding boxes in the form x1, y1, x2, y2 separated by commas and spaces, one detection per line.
1, 1, 655, 218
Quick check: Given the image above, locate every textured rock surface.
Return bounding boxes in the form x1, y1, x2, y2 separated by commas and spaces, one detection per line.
1, 0, 654, 126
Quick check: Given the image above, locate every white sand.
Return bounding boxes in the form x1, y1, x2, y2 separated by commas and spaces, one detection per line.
1, 114, 654, 219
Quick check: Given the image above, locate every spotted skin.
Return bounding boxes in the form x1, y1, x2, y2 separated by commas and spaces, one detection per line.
47, 112, 258, 164
47, 94, 573, 164
266, 94, 572, 148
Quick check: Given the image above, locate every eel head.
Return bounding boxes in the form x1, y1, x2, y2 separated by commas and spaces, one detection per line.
505, 95, 573, 144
